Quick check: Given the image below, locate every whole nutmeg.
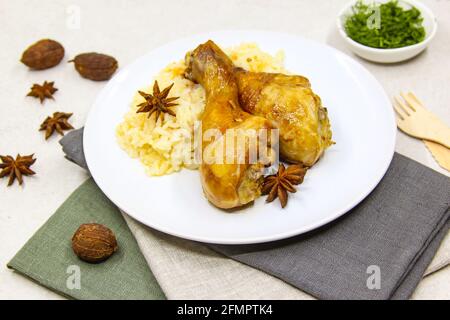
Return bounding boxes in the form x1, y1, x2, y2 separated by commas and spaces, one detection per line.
69, 52, 118, 81
21, 39, 65, 70
72, 223, 118, 263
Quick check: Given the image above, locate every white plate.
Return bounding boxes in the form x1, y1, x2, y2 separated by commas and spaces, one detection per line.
84, 30, 396, 244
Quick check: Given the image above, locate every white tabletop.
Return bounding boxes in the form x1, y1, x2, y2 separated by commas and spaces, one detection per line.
0, 0, 448, 299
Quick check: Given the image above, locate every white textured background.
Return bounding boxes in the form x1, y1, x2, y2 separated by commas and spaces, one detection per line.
0, 0, 448, 299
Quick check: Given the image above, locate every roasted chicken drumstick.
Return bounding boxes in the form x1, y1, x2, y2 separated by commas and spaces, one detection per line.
185, 41, 274, 209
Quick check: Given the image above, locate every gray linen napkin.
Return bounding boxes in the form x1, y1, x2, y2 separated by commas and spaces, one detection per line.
61, 128, 449, 300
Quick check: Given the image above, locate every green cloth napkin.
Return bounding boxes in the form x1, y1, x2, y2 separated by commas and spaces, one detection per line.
7, 178, 165, 300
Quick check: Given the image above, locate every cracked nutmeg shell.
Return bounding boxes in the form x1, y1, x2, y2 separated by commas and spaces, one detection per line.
72, 223, 118, 263
21, 39, 65, 70
69, 52, 118, 81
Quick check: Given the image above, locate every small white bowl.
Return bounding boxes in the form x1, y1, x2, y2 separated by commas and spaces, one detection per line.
337, 0, 437, 63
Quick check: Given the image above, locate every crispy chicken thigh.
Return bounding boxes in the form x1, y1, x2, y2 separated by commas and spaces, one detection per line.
235, 69, 333, 166
185, 41, 274, 209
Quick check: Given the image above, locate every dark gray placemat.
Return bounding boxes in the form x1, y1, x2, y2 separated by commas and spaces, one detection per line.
211, 155, 450, 299
61, 128, 449, 300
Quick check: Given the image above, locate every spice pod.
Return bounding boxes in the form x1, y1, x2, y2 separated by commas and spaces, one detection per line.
69, 52, 118, 81
21, 39, 65, 70
72, 223, 118, 263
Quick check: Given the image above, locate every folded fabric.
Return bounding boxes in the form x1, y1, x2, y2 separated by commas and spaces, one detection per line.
211, 155, 450, 299
7, 178, 165, 300
122, 213, 450, 300
123, 213, 314, 299
59, 128, 449, 299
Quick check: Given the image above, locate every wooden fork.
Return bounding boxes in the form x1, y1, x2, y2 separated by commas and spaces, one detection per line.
394, 92, 450, 148
393, 92, 450, 171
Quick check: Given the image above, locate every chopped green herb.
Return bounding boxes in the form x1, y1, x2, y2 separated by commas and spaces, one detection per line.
344, 0, 426, 49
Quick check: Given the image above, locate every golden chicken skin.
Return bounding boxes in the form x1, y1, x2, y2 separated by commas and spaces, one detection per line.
185, 40, 274, 209
235, 69, 333, 166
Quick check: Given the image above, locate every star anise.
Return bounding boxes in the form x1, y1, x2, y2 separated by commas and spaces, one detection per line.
262, 164, 308, 208
0, 154, 36, 186
27, 81, 58, 103
136, 81, 179, 123
39, 112, 74, 139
